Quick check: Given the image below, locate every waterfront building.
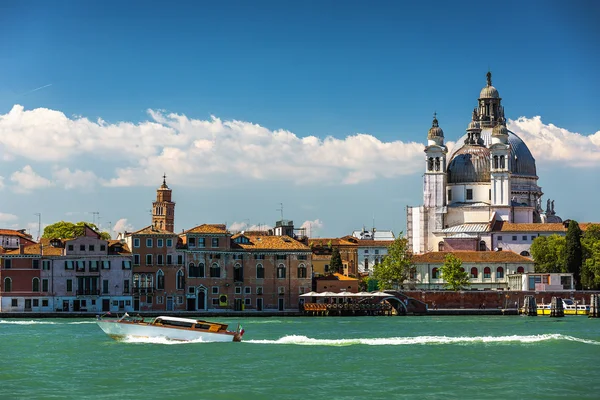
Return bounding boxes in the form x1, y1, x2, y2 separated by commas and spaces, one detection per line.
308, 238, 358, 277
407, 72, 563, 255
508, 272, 574, 292
411, 250, 534, 290
0, 225, 133, 313
316, 272, 359, 293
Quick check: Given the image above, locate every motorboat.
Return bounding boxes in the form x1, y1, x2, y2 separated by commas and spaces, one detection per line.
96, 313, 244, 342
536, 299, 589, 316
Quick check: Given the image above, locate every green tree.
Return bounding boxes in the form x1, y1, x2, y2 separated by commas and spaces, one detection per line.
372, 234, 412, 290
565, 220, 583, 288
329, 247, 343, 274
581, 224, 600, 289
440, 253, 470, 291
42, 221, 111, 240
530, 234, 566, 273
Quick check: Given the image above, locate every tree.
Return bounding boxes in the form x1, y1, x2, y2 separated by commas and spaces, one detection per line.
565, 220, 583, 288
372, 234, 412, 290
581, 224, 600, 289
329, 247, 343, 274
42, 221, 111, 240
530, 234, 566, 273
440, 253, 470, 291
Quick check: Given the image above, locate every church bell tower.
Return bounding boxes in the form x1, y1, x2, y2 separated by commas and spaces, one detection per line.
423, 113, 448, 230
152, 174, 176, 232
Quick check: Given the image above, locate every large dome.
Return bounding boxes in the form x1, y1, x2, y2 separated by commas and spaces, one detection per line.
450, 128, 537, 178
447, 145, 491, 184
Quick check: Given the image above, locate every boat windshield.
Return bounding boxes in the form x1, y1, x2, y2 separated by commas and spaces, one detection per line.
563, 299, 574, 305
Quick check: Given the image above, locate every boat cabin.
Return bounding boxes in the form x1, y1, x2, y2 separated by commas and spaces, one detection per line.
152, 316, 229, 332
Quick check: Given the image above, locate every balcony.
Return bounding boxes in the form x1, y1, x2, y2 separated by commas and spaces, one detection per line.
76, 289, 100, 296
133, 287, 155, 294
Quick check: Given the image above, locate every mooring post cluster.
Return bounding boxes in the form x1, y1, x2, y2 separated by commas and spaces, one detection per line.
549, 297, 564, 318
522, 295, 537, 316
590, 294, 600, 318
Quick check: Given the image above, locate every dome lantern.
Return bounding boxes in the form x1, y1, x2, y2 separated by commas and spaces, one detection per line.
427, 112, 445, 146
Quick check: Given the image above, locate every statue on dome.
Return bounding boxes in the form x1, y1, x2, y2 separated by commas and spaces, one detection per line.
546, 199, 551, 214
487, 71, 492, 86
551, 200, 555, 215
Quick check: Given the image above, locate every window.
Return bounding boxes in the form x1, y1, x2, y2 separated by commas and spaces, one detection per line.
245, 298, 251, 306
134, 238, 140, 248
256, 264, 264, 279
188, 237, 196, 247
80, 245, 85, 251
517, 266, 525, 274
32, 259, 40, 269
277, 264, 286, 279
522, 236, 527, 241
2, 258, 10, 269
479, 241, 486, 251
448, 189, 452, 202
122, 260, 132, 270
42, 260, 51, 270
256, 286, 263, 295
102, 260, 111, 270
100, 245, 106, 251
298, 255, 307, 260
232, 254, 243, 260
374, 250, 379, 255
11, 298, 17, 307
466, 189, 473, 200
235, 287, 242, 295
146, 296, 153, 304
276, 255, 287, 260
124, 280, 130, 294
484, 267, 491, 279
42, 299, 48, 307
234, 264, 243, 282
254, 254, 265, 260
210, 263, 221, 278
157, 296, 164, 304
244, 286, 251, 294
166, 238, 173, 247
189, 263, 204, 278
512, 236, 517, 241
32, 277, 40, 292
470, 267, 478, 279
89, 245, 95, 251
156, 270, 165, 290
3, 277, 12, 292
166, 254, 173, 265
432, 268, 440, 279
211, 238, 219, 247
177, 255, 184, 265
297, 264, 307, 278
157, 254, 164, 265
364, 259, 369, 271
176, 270, 185, 289
213, 254, 221, 259
212, 286, 219, 294
146, 254, 153, 265
438, 241, 445, 251
157, 239, 163, 248
497, 236, 502, 241
32, 299, 39, 307
198, 238, 205, 248
42, 279, 48, 292
489, 189, 491, 200
133, 254, 140, 265
89, 260, 99, 272
76, 261, 85, 272
520, 251, 530, 257
103, 279, 109, 294
531, 236, 536, 241
188, 286, 196, 294
68, 245, 74, 251
67, 279, 73, 292
364, 249, 369, 254
409, 268, 416, 280
146, 238, 153, 247
496, 267, 504, 279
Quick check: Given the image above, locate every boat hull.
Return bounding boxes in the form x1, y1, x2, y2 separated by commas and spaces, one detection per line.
96, 320, 238, 342
536, 308, 589, 316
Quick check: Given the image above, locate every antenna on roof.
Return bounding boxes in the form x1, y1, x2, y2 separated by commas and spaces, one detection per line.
277, 203, 284, 221
89, 211, 100, 226
34, 212, 41, 241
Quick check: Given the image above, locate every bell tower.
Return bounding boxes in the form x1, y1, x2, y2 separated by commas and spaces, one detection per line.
490, 120, 511, 220
423, 113, 448, 229
152, 174, 176, 232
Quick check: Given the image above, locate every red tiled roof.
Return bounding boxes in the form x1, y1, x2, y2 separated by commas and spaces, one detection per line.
184, 224, 228, 234
309, 238, 357, 247
0, 229, 35, 241
130, 226, 177, 236
492, 221, 599, 233
235, 235, 310, 251
413, 251, 534, 264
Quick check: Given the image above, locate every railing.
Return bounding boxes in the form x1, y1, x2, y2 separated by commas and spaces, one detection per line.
133, 287, 155, 294
76, 289, 100, 296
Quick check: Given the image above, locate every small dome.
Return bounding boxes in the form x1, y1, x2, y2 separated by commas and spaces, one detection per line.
428, 114, 444, 139
447, 145, 491, 184
480, 85, 499, 99
492, 123, 508, 136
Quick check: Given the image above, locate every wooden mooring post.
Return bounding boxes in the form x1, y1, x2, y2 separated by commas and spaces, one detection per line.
549, 296, 564, 318
522, 295, 537, 316
589, 294, 600, 318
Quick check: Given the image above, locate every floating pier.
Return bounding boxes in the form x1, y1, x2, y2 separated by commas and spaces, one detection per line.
522, 295, 537, 316
590, 294, 600, 318
549, 296, 564, 318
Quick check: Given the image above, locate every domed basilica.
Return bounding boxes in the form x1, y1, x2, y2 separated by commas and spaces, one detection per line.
407, 72, 561, 254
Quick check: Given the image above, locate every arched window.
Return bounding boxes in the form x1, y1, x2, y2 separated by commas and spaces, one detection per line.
460, 267, 465, 273
297, 263, 307, 279
32, 277, 40, 292
500, 155, 505, 169
432, 268, 440, 279
256, 264, 264, 279
496, 266, 504, 279
188, 262, 196, 277
479, 241, 486, 251
133, 274, 140, 289
493, 155, 499, 169
210, 263, 221, 278
438, 241, 445, 251
435, 157, 440, 171
520, 251, 530, 257
176, 269, 185, 289
483, 267, 491, 279
156, 270, 165, 290
198, 262, 205, 278
233, 263, 243, 282
470, 267, 478, 279
409, 267, 417, 280
428, 157, 434, 171
4, 277, 12, 292
277, 264, 286, 279
517, 266, 525, 274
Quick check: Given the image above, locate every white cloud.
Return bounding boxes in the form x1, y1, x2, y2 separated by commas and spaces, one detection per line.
113, 218, 134, 234
300, 219, 324, 237
0, 212, 18, 222
228, 221, 273, 233
508, 116, 600, 167
52, 167, 101, 190
10, 165, 54, 193
0, 175, 4, 190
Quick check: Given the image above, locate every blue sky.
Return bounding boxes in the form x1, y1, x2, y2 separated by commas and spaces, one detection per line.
0, 0, 599, 238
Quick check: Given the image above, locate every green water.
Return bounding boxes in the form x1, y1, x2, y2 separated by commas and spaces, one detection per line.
1, 316, 599, 400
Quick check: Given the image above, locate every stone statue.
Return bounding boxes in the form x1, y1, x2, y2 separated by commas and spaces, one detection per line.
472, 108, 477, 121
551, 200, 555, 215
487, 71, 492, 86
546, 199, 551, 214
536, 197, 542, 211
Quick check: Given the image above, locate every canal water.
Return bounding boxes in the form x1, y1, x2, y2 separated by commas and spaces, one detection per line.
1, 316, 599, 399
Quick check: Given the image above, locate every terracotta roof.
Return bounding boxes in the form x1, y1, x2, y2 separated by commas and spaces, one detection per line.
4, 242, 63, 256
0, 229, 35, 241
413, 251, 534, 264
492, 222, 566, 232
235, 235, 310, 251
108, 241, 131, 255
184, 224, 229, 235
317, 272, 359, 281
130, 226, 177, 236
309, 238, 357, 247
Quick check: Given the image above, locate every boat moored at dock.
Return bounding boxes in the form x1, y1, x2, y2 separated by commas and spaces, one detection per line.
536, 299, 589, 316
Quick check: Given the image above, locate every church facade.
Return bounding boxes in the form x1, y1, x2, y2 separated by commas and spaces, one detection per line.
407, 72, 561, 255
